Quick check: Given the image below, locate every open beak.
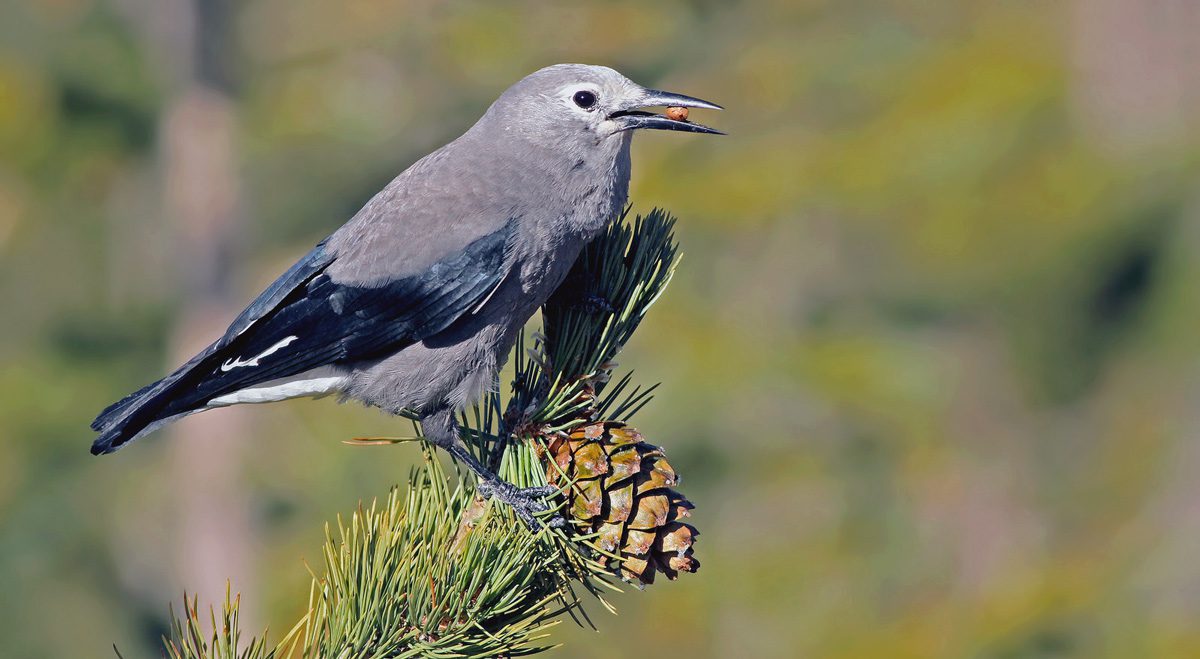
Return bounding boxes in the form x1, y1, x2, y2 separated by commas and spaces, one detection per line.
609, 88, 724, 135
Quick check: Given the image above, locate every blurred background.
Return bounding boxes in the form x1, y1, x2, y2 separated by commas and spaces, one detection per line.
3, 0, 1200, 656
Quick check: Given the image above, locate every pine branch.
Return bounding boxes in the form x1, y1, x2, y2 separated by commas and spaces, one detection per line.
160, 586, 272, 659
157, 209, 698, 658
294, 453, 566, 658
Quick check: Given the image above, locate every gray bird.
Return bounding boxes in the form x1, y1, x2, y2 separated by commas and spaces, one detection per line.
90, 63, 721, 526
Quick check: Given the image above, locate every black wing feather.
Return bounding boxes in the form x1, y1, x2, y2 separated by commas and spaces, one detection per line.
221, 237, 336, 342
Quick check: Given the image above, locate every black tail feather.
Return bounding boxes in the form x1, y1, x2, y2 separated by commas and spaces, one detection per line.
90, 349, 217, 454
90, 377, 177, 455
89, 386, 199, 455
90, 381, 157, 432
91, 425, 134, 455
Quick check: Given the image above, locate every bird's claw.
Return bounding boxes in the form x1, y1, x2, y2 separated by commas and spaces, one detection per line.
477, 480, 565, 530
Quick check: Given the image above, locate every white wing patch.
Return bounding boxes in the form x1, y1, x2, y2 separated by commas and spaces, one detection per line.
220, 335, 299, 372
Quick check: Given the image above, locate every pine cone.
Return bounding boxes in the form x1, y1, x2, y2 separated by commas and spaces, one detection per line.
542, 421, 698, 585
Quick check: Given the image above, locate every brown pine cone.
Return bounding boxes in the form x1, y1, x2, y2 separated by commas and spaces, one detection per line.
542, 421, 698, 585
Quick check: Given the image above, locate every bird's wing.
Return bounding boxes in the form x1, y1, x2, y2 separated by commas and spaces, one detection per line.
220, 238, 338, 344
190, 220, 513, 404
90, 219, 514, 452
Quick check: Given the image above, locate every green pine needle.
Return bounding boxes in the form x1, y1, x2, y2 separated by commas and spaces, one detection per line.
161, 585, 272, 659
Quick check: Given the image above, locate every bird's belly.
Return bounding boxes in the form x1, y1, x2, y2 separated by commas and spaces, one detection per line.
342, 323, 508, 415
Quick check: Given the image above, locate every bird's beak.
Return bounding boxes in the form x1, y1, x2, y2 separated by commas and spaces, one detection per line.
609, 88, 724, 135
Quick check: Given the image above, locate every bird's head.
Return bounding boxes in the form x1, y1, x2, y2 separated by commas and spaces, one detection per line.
480, 64, 723, 148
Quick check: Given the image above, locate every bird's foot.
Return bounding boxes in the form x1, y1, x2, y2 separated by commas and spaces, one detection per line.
476, 479, 565, 530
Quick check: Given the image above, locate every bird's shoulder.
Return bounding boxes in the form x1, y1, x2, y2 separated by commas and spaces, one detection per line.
324, 137, 525, 285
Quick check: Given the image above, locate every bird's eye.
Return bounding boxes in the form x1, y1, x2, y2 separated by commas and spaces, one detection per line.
572, 90, 597, 109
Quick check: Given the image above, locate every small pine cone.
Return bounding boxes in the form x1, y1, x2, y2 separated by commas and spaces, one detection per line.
543, 421, 699, 585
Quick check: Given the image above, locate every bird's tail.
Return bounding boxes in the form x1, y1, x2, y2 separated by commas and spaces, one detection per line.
90, 352, 212, 455
90, 382, 177, 455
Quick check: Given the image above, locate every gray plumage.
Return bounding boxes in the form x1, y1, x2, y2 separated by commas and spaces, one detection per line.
90, 63, 721, 525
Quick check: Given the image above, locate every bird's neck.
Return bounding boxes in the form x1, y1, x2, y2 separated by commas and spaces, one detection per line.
552, 132, 633, 237
453, 125, 632, 239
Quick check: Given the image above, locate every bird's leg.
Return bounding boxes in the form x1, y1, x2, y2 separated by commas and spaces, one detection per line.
420, 407, 564, 529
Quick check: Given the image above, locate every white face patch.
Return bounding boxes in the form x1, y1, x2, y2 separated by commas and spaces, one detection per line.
220, 335, 299, 372
556, 83, 602, 113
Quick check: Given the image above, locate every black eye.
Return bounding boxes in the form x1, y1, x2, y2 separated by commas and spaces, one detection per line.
572, 90, 597, 109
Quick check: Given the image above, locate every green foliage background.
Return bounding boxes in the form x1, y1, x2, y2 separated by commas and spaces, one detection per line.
3, 0, 1200, 657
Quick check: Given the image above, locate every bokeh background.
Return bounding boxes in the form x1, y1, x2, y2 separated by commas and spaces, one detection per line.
4, 0, 1200, 657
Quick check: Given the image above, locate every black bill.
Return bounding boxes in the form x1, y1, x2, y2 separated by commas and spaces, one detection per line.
610, 88, 724, 135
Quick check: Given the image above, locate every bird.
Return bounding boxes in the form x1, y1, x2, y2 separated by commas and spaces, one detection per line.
90, 63, 722, 526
